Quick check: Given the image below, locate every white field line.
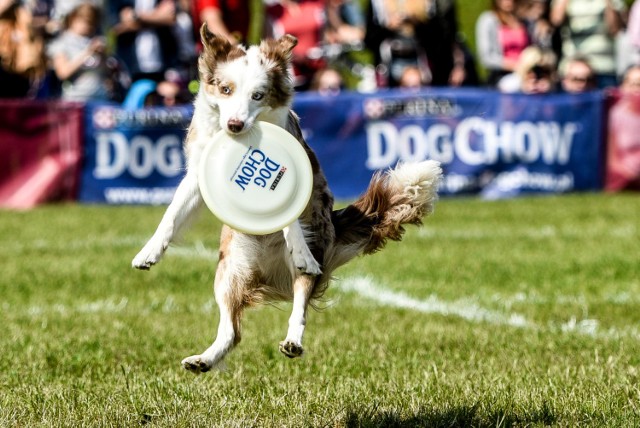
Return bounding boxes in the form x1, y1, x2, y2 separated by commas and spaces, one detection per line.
3, 235, 145, 252
338, 276, 531, 328
3, 235, 218, 261
5, 231, 638, 341
337, 276, 640, 341
14, 275, 640, 341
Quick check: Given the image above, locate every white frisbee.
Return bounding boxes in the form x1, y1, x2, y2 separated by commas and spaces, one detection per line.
198, 121, 313, 235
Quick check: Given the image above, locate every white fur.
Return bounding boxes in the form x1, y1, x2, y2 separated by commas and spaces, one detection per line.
389, 160, 442, 216
132, 39, 322, 371
133, 46, 305, 271
133, 34, 442, 373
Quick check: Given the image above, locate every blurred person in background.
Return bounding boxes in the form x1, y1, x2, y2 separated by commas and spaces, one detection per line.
111, 0, 178, 83
364, 0, 432, 88
0, 0, 46, 98
623, 0, 640, 68
324, 0, 364, 45
192, 0, 250, 47
517, 0, 557, 50
476, 0, 531, 87
309, 66, 343, 95
560, 55, 596, 92
173, 0, 196, 78
398, 64, 424, 88
264, 0, 326, 89
606, 64, 640, 191
22, 0, 55, 38
418, 0, 477, 87
497, 44, 557, 93
550, 0, 627, 88
365, 0, 475, 88
364, 0, 435, 88
47, 3, 113, 101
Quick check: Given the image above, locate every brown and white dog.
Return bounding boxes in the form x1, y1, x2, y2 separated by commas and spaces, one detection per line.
132, 25, 442, 373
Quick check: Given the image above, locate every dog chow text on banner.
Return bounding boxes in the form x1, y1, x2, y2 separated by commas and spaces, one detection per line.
79, 89, 606, 203
294, 88, 606, 199
80, 103, 191, 204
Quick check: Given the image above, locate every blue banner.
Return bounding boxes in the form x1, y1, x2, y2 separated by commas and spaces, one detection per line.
295, 88, 606, 199
80, 103, 191, 204
79, 89, 606, 203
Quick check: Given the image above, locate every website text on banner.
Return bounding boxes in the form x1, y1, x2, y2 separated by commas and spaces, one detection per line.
0, 101, 83, 209
78, 89, 607, 204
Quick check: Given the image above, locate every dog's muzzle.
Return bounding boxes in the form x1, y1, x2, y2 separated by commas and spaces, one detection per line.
227, 119, 245, 134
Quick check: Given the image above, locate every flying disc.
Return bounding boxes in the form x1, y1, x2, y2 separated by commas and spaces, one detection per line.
198, 121, 313, 235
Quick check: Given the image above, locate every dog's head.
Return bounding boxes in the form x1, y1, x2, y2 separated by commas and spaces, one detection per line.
198, 24, 297, 135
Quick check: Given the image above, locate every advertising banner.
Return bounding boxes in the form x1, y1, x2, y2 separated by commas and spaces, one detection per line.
80, 103, 192, 204
294, 88, 606, 199
0, 100, 83, 209
79, 89, 606, 204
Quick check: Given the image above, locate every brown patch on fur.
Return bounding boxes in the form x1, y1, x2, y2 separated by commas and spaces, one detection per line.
284, 111, 335, 300
260, 35, 297, 108
331, 171, 424, 257
214, 227, 265, 345
218, 226, 232, 262
216, 81, 236, 97
198, 23, 246, 84
287, 112, 321, 174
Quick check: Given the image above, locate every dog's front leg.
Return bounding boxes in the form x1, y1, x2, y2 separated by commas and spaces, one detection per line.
279, 274, 315, 358
283, 221, 322, 276
132, 171, 202, 270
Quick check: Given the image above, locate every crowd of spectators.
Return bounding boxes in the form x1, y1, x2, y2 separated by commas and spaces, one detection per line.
0, 0, 638, 103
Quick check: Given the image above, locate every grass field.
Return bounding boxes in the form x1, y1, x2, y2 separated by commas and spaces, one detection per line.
1, 193, 639, 427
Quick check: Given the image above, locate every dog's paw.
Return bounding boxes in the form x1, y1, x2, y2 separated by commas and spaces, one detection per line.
181, 355, 214, 373
290, 247, 322, 276
279, 340, 304, 358
132, 239, 167, 270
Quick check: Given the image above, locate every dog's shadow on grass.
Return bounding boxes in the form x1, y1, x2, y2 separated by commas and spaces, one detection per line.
342, 403, 557, 428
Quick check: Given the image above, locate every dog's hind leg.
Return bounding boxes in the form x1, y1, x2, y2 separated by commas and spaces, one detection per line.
279, 274, 315, 358
181, 259, 246, 373
132, 171, 202, 270
283, 221, 322, 276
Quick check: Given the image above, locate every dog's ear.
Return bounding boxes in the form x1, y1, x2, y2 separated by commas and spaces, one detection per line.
199, 23, 233, 84
260, 34, 298, 71
277, 34, 298, 58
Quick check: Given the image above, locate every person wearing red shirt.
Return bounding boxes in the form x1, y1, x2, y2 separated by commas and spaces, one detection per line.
192, 0, 250, 46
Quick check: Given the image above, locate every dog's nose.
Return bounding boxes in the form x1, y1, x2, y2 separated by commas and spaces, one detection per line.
227, 119, 245, 134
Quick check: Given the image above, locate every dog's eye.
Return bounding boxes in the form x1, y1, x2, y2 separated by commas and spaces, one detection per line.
251, 92, 264, 101
221, 86, 232, 95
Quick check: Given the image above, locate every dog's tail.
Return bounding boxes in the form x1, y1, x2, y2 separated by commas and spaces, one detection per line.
323, 160, 442, 275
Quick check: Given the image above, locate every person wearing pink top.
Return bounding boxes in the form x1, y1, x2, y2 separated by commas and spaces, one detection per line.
476, 0, 531, 86
606, 65, 640, 191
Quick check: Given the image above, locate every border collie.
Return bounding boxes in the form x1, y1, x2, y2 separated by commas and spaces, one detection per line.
132, 24, 442, 373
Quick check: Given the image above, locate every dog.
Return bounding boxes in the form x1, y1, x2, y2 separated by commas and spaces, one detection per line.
132, 24, 442, 373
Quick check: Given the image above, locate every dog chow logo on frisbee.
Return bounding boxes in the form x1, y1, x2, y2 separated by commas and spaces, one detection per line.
231, 146, 284, 191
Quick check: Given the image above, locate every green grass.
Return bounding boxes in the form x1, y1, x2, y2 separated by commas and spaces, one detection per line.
1, 193, 640, 427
